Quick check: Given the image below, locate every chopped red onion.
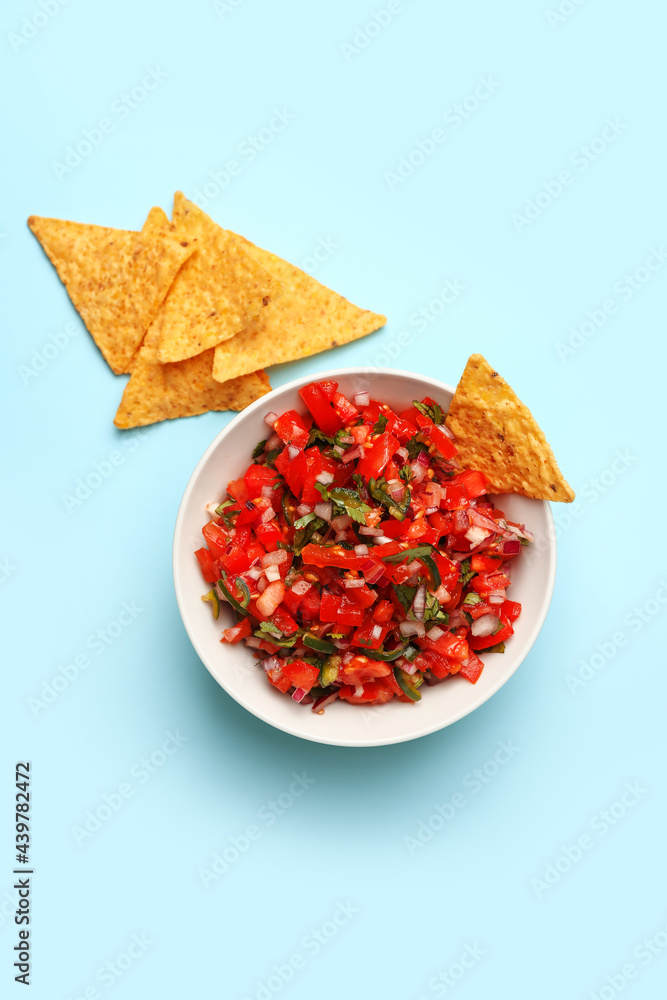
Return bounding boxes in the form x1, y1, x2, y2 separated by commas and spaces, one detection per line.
246, 566, 263, 580
287, 445, 300, 460
433, 584, 451, 603
264, 411, 278, 427
292, 687, 308, 703
417, 450, 431, 467
354, 544, 369, 556
338, 435, 354, 445
331, 514, 352, 531
260, 485, 275, 500
362, 561, 385, 585
264, 565, 281, 583
340, 446, 361, 463
262, 656, 281, 672
405, 559, 423, 575
410, 461, 427, 484
353, 391, 370, 407
435, 422, 454, 440
426, 625, 445, 641
354, 685, 365, 697
411, 582, 427, 621
333, 445, 344, 456
399, 620, 426, 638
335, 531, 347, 542
316, 471, 334, 485
296, 503, 313, 517
257, 576, 268, 593
502, 539, 522, 555
399, 659, 418, 675
396, 446, 408, 461
388, 482, 406, 501
488, 591, 506, 604
471, 613, 500, 637
359, 525, 383, 536
344, 578, 366, 588
374, 535, 393, 545
314, 501, 333, 522
291, 580, 312, 597
260, 505, 275, 523
262, 549, 290, 566
312, 691, 339, 713
244, 637, 263, 649
371, 624, 383, 640
332, 639, 351, 650
265, 432, 281, 450
425, 507, 438, 515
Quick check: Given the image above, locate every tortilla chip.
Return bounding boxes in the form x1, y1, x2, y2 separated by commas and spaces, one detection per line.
113, 320, 271, 429
155, 193, 280, 364
27, 215, 197, 374
445, 354, 575, 502
212, 239, 386, 383
141, 206, 171, 232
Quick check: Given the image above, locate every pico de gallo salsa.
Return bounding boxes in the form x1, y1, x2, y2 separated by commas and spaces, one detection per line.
195, 380, 533, 712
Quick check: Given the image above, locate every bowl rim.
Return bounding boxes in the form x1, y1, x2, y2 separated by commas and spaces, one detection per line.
173, 366, 557, 747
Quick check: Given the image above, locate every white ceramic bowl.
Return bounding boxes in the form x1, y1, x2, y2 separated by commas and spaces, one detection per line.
173, 367, 556, 747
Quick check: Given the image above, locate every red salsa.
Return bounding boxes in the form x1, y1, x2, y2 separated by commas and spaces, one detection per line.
195, 381, 531, 712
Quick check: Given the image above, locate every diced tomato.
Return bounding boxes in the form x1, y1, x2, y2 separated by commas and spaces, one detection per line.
221, 546, 250, 575
356, 431, 400, 482
372, 599, 394, 622
273, 409, 309, 450
234, 496, 272, 525
413, 404, 458, 458
338, 682, 392, 704
195, 547, 218, 583
227, 478, 249, 502
378, 518, 408, 538
343, 581, 377, 608
451, 469, 488, 499
298, 382, 344, 435
266, 667, 292, 693
316, 380, 338, 401
351, 425, 370, 445
319, 590, 365, 626
202, 521, 229, 560
339, 655, 391, 686
467, 615, 514, 650
501, 600, 522, 623
443, 483, 469, 510
301, 448, 338, 504
244, 464, 278, 498
269, 605, 298, 635
427, 510, 454, 540
471, 572, 511, 595
276, 448, 308, 498
458, 649, 485, 683
220, 620, 252, 644
352, 612, 390, 650
420, 649, 451, 679
301, 544, 371, 571
470, 554, 504, 573
281, 659, 319, 692
332, 391, 359, 423
299, 587, 321, 620
254, 520, 283, 551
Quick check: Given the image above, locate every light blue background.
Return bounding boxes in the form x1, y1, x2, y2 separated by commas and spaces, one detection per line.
2, 1, 666, 997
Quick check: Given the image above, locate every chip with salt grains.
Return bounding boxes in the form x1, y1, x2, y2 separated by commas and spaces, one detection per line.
445, 353, 575, 502
212, 237, 386, 383
113, 320, 271, 429
155, 193, 280, 365
27, 214, 196, 374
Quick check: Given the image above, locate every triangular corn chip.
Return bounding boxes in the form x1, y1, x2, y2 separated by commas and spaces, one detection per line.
114, 320, 271, 429
27, 214, 196, 374
212, 239, 386, 383
445, 354, 575, 502
155, 193, 280, 364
